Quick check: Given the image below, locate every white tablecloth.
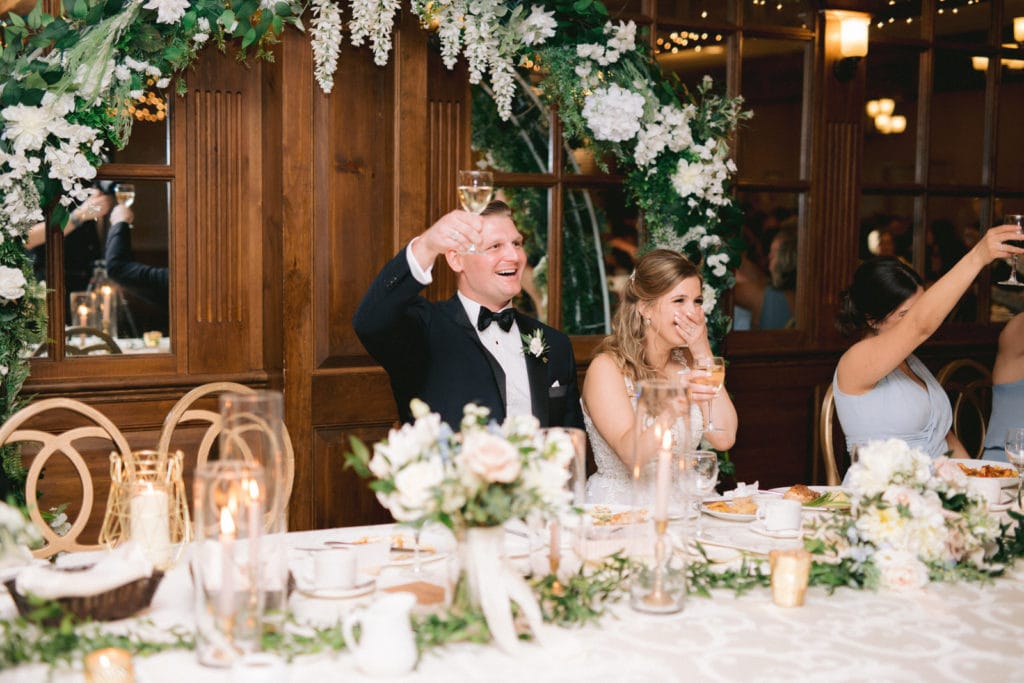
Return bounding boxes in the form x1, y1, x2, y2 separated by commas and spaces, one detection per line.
3, 523, 1024, 683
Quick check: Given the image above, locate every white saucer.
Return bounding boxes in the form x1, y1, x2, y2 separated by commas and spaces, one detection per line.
294, 577, 376, 599
990, 492, 1016, 512
387, 551, 448, 567
748, 521, 802, 539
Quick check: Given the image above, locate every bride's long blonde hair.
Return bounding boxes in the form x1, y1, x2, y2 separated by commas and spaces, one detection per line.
595, 249, 701, 384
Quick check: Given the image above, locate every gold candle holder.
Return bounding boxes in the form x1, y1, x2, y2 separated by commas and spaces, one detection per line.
84, 647, 134, 683
769, 549, 811, 607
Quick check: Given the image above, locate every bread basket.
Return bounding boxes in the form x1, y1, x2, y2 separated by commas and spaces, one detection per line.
4, 568, 164, 626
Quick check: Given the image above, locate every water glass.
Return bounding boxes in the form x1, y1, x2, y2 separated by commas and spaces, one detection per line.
1005, 427, 1024, 505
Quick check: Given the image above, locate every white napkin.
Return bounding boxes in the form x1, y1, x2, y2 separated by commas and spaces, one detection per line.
723, 481, 759, 499
15, 542, 154, 599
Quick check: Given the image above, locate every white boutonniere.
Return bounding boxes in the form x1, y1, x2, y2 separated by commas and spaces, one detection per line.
521, 329, 548, 363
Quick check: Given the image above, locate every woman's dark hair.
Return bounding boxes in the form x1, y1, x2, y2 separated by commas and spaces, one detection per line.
835, 257, 923, 337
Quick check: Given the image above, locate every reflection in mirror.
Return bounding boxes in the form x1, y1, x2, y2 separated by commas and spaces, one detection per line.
501, 187, 549, 323
864, 44, 919, 186
991, 198, 1024, 323
471, 80, 550, 174
860, 194, 915, 265
931, 47, 986, 185
925, 196, 980, 322
65, 179, 170, 356
655, 26, 727, 88
107, 104, 171, 165
732, 192, 799, 331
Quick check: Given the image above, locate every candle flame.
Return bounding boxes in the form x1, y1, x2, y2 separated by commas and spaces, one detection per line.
247, 478, 260, 500
101, 285, 112, 295
661, 429, 673, 450
219, 507, 236, 535
77, 304, 89, 316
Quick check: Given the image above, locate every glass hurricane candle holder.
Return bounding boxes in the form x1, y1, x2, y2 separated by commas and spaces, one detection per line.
192, 461, 266, 667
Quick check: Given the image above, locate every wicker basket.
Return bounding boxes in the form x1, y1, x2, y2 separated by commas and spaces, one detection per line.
4, 569, 164, 626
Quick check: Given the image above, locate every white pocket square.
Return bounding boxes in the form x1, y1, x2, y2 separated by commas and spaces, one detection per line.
551, 380, 560, 388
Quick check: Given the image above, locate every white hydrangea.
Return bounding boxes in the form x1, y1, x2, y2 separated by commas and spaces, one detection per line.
0, 266, 27, 302
581, 84, 646, 142
701, 282, 717, 315
310, 0, 343, 93
705, 252, 729, 277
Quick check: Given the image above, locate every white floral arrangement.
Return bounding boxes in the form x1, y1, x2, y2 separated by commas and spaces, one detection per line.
347, 399, 574, 528
0, 501, 41, 570
807, 439, 1002, 591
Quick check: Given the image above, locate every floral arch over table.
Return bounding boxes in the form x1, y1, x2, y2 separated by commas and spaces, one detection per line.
0, 0, 748, 495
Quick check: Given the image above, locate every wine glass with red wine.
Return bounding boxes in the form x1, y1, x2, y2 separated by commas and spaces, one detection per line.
997, 214, 1024, 287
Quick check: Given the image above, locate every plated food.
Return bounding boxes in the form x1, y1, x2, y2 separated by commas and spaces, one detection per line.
701, 496, 759, 521
769, 485, 851, 511
589, 505, 648, 526
955, 460, 1019, 488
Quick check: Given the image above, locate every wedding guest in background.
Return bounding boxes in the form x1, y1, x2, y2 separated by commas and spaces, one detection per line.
983, 312, 1024, 463
734, 226, 797, 330
833, 223, 1023, 463
353, 200, 583, 430
583, 249, 737, 503
104, 203, 170, 334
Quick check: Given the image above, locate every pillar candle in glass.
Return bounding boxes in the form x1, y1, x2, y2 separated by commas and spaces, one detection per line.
129, 480, 172, 569
192, 461, 265, 667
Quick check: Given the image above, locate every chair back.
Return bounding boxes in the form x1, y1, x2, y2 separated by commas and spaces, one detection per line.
157, 382, 294, 529
65, 327, 123, 355
936, 359, 993, 459
816, 385, 843, 486
0, 398, 132, 558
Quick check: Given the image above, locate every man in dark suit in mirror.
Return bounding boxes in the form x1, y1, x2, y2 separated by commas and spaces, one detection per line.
354, 200, 583, 430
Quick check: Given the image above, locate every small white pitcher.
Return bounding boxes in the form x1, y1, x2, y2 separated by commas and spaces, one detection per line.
342, 592, 418, 677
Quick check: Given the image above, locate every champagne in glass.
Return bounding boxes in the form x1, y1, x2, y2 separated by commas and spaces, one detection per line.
690, 356, 726, 432
682, 450, 718, 538
997, 214, 1024, 287
456, 170, 493, 254
114, 183, 136, 208
1005, 427, 1024, 506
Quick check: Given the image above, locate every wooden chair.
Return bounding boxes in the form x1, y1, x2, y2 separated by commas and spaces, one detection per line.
157, 382, 295, 529
816, 385, 843, 486
936, 359, 993, 459
0, 398, 132, 558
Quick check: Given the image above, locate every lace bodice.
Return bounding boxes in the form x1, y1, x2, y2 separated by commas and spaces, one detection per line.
584, 376, 704, 504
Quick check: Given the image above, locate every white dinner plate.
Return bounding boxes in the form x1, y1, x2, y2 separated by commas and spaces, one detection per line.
695, 524, 802, 556
748, 521, 802, 540
701, 496, 758, 522
990, 490, 1016, 513
767, 486, 851, 512
294, 576, 376, 600
955, 460, 1019, 489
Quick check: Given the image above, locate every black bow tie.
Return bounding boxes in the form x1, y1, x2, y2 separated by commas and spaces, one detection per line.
477, 307, 515, 332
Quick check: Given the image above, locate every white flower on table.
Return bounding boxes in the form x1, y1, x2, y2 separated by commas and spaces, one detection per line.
0, 266, 27, 302
873, 548, 929, 591
388, 457, 445, 521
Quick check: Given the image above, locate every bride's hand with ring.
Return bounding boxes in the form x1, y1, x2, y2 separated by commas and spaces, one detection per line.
673, 311, 712, 360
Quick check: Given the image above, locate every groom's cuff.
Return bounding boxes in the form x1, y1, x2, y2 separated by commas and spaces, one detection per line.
406, 238, 433, 285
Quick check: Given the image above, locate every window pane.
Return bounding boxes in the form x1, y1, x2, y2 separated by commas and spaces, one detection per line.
860, 194, 915, 263
731, 191, 799, 331
996, 65, 1024, 189
655, 28, 728, 90
107, 101, 170, 165
925, 195, 982, 322
930, 48, 986, 185
655, 0, 732, 25
744, 0, 813, 30
992, 196, 1024, 322
1005, 0, 1024, 44
504, 187, 550, 322
871, 2, 924, 41
472, 81, 550, 174
935, 0, 990, 43
737, 38, 808, 183
561, 186, 638, 335
864, 45, 920, 185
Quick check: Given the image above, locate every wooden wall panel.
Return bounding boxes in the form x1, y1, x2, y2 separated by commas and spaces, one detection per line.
311, 427, 392, 529
184, 51, 264, 374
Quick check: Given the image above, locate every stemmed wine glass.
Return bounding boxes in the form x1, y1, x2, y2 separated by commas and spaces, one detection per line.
691, 356, 726, 432
1004, 428, 1024, 506
456, 170, 493, 254
997, 214, 1024, 287
681, 450, 718, 538
114, 183, 136, 208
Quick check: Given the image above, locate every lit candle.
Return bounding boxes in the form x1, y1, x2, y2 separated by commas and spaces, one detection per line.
77, 304, 89, 346
654, 428, 673, 521
101, 285, 112, 333
219, 505, 236, 619
84, 647, 134, 683
246, 477, 262, 538
129, 481, 171, 568
548, 519, 560, 571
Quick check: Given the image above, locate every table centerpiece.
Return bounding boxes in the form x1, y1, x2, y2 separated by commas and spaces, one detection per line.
346, 399, 576, 653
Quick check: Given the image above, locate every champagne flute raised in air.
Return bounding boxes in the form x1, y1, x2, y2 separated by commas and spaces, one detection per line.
997, 214, 1024, 287
114, 183, 135, 208
456, 170, 493, 254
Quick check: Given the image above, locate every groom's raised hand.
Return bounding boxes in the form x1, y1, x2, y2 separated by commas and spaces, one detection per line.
411, 210, 484, 271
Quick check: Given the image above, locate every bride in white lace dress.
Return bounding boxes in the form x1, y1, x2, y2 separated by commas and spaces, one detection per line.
582, 250, 738, 504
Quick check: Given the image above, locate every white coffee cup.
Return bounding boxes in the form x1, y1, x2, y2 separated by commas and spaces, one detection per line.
757, 498, 802, 533
967, 477, 1003, 508
299, 547, 357, 590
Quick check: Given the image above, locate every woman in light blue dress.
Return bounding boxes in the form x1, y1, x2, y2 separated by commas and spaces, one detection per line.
833, 224, 1023, 463
983, 312, 1024, 462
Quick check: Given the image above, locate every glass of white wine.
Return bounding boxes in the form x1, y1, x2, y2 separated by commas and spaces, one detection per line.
1005, 427, 1024, 506
114, 183, 136, 208
456, 170, 493, 254
997, 214, 1024, 287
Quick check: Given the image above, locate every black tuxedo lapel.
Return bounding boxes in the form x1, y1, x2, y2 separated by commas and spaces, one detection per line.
517, 315, 550, 427
441, 297, 508, 410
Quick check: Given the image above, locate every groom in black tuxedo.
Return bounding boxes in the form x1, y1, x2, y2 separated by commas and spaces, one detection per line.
354, 201, 583, 430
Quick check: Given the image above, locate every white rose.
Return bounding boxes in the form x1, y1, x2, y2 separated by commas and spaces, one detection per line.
459, 431, 521, 483
392, 458, 444, 518
0, 266, 27, 302
873, 549, 929, 590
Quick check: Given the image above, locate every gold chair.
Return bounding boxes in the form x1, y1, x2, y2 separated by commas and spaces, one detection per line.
64, 327, 123, 355
157, 382, 294, 529
936, 359, 993, 459
816, 385, 843, 486
0, 398, 132, 558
